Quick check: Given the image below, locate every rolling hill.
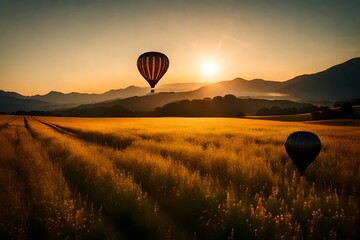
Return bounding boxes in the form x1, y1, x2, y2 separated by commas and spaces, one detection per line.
55, 96, 313, 117
0, 90, 27, 99
59, 57, 359, 113
1, 57, 359, 114
0, 83, 209, 113
30, 86, 148, 105
0, 96, 55, 113
191, 78, 287, 98
63, 78, 290, 112
279, 57, 360, 100
26, 82, 210, 105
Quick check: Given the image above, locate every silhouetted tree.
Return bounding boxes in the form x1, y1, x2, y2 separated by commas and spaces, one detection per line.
270, 106, 281, 115
257, 107, 271, 115
224, 94, 237, 101
256, 106, 302, 115
334, 99, 360, 108
311, 111, 322, 120
236, 112, 245, 118
341, 102, 354, 118
319, 106, 336, 118
213, 96, 223, 102
299, 105, 320, 113
311, 103, 355, 120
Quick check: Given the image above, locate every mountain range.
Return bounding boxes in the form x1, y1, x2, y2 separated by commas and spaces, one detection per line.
1, 57, 359, 114
278, 57, 360, 100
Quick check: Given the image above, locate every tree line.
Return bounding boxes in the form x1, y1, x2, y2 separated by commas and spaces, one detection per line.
5, 96, 358, 120
311, 102, 356, 120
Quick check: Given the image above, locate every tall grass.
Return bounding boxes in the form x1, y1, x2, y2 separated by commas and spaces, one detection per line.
0, 117, 113, 239
26, 117, 182, 239
1, 115, 359, 239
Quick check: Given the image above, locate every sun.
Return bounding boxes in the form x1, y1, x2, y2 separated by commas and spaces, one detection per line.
202, 62, 218, 77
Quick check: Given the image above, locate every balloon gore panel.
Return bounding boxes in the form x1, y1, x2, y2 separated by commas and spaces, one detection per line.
137, 52, 169, 88
285, 131, 321, 174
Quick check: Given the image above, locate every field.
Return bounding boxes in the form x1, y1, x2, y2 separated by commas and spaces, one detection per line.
0, 115, 359, 239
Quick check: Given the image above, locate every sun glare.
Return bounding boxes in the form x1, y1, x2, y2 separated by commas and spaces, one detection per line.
202, 62, 218, 77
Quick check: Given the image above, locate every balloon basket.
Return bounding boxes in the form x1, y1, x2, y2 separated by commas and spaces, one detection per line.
151, 89, 155, 93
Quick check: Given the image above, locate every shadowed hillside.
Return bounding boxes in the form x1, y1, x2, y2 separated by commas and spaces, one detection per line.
0, 83, 210, 113
30, 86, 148, 104
154, 95, 313, 116
0, 90, 27, 99
0, 96, 55, 113
191, 78, 287, 98
55, 105, 135, 117
54, 58, 360, 113
1, 58, 359, 113
279, 58, 360, 100
55, 95, 314, 117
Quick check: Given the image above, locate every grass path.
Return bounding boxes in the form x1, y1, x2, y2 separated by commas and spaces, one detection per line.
1, 115, 359, 239
1, 116, 117, 239
31, 117, 232, 238
26, 116, 187, 239
0, 115, 19, 131
35, 116, 360, 239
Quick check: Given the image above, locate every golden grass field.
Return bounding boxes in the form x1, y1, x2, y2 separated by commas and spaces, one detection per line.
0, 115, 359, 239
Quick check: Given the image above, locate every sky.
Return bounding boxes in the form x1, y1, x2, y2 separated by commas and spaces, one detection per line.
0, 0, 359, 95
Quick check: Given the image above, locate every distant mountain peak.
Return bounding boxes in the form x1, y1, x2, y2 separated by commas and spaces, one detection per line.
232, 78, 276, 83
125, 85, 141, 89
1, 57, 359, 114
344, 57, 360, 63
232, 77, 247, 81
47, 91, 64, 95
279, 56, 360, 100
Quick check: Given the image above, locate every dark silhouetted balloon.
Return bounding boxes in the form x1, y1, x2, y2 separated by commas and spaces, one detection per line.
285, 131, 321, 175
137, 52, 169, 93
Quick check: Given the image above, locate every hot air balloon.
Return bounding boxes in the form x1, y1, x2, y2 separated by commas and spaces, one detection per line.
285, 131, 321, 175
137, 52, 169, 93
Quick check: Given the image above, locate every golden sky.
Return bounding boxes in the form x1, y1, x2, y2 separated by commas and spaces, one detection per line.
0, 0, 359, 95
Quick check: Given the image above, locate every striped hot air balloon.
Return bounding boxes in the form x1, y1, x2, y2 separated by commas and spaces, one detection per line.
137, 52, 169, 93
285, 131, 321, 175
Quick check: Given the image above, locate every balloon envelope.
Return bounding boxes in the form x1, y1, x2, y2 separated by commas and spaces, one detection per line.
137, 52, 169, 91
285, 131, 321, 175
